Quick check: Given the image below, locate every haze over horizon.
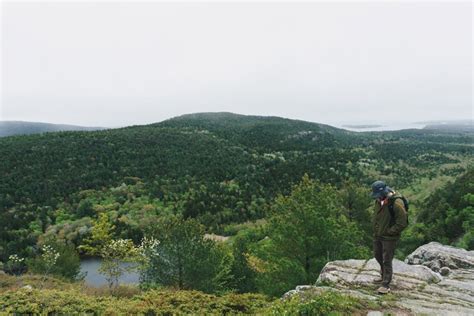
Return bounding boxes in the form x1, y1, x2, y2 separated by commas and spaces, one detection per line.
1, 1, 472, 127
0, 112, 471, 130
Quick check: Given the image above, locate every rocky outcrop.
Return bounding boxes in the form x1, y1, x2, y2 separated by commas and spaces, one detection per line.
405, 242, 474, 272
317, 258, 442, 290
284, 243, 474, 315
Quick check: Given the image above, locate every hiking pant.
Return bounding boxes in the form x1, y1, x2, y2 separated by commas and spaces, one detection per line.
373, 238, 398, 288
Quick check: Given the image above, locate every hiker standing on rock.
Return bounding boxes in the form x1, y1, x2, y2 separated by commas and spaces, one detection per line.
371, 180, 408, 294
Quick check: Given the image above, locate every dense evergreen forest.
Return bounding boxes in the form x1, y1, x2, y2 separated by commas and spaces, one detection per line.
0, 112, 472, 298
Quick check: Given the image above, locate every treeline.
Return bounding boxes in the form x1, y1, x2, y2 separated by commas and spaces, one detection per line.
0, 113, 472, 280
2, 176, 373, 297
2, 170, 471, 298
408, 169, 474, 250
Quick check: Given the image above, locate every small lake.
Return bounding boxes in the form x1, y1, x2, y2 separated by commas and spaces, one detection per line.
80, 258, 139, 286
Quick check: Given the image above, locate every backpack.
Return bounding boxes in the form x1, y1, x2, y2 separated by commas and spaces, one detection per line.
388, 196, 409, 226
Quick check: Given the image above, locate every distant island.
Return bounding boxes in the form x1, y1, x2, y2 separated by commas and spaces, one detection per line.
418, 120, 473, 133
0, 121, 105, 137
341, 124, 382, 129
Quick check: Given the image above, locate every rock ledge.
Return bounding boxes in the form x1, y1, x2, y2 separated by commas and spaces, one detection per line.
284, 243, 474, 315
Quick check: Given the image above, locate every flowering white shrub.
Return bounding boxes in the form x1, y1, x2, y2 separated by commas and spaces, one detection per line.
137, 236, 160, 265
101, 239, 138, 259
138, 236, 160, 254
98, 237, 161, 293
99, 238, 141, 292
6, 254, 26, 276
8, 254, 25, 264
41, 245, 60, 266
36, 244, 62, 288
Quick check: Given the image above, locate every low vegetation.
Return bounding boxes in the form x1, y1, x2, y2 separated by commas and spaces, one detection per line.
0, 273, 378, 315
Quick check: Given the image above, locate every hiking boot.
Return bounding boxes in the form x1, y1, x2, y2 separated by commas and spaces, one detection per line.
377, 286, 391, 294
373, 275, 383, 283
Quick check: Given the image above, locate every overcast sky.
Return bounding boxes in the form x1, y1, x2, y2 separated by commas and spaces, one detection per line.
1, 1, 472, 127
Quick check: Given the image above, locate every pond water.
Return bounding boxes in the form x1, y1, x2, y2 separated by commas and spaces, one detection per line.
80, 258, 139, 286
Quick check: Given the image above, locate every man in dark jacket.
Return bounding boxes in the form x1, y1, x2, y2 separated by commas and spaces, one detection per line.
371, 180, 408, 294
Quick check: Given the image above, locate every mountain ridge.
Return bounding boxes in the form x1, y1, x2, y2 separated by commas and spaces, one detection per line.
3, 113, 472, 138
0, 121, 104, 137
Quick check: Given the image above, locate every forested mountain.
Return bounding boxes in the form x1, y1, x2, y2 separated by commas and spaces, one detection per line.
0, 121, 104, 137
157, 112, 350, 150
0, 112, 472, 265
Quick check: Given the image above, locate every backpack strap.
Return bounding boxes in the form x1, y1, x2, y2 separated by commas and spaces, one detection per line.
388, 197, 398, 226
388, 196, 409, 226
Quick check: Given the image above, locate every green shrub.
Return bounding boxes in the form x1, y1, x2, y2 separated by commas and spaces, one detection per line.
82, 284, 141, 298
456, 229, 474, 250
27, 242, 82, 281
265, 291, 364, 315
0, 274, 75, 292
0, 287, 273, 315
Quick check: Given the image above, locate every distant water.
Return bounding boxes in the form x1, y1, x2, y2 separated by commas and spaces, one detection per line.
80, 258, 139, 286
335, 122, 426, 132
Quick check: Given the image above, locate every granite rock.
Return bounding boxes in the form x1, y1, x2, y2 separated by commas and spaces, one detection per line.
284, 243, 474, 315
405, 242, 474, 271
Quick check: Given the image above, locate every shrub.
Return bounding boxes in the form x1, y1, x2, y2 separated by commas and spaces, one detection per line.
265, 291, 364, 315
27, 242, 82, 281
98, 238, 140, 291
0, 287, 273, 314
4, 254, 26, 276
82, 284, 141, 298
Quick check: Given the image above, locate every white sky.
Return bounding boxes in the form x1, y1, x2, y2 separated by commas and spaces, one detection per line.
1, 1, 472, 127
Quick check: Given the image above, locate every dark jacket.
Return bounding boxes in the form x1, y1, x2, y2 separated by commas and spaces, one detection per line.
373, 194, 408, 241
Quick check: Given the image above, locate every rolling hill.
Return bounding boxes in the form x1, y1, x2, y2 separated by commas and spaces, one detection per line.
0, 121, 104, 137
